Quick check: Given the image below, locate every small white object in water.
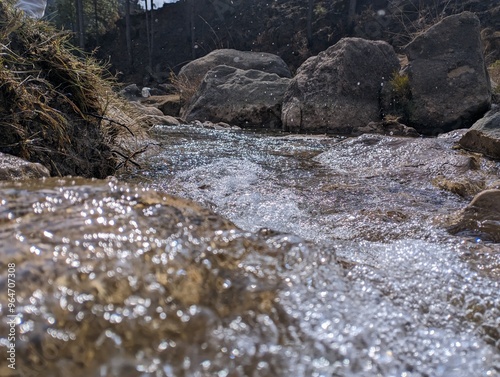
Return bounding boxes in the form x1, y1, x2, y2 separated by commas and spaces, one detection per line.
141, 87, 151, 98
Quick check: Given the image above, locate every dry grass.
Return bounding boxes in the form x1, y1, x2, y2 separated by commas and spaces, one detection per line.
0, 0, 139, 177
487, 60, 500, 104
382, 71, 413, 122
390, 71, 411, 99
488, 60, 500, 92
169, 71, 199, 105
392, 0, 464, 47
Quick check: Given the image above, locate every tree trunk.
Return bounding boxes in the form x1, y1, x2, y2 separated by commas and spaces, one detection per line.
143, 0, 152, 69
93, 0, 98, 46
75, 0, 85, 49
125, 0, 133, 70
149, 0, 154, 60
189, 0, 195, 59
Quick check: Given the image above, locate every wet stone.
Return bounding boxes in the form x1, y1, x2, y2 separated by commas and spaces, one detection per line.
459, 106, 500, 159
446, 189, 500, 242
0, 178, 294, 376
0, 152, 50, 180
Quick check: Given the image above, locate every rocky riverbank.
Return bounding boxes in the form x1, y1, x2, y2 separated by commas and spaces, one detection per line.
175, 12, 493, 137
98, 0, 500, 85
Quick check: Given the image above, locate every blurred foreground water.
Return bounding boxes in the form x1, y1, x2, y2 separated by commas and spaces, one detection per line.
1, 125, 499, 376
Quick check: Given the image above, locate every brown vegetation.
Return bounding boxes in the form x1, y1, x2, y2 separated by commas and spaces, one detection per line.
0, 0, 138, 178
481, 27, 500, 65
488, 60, 500, 104
169, 71, 199, 106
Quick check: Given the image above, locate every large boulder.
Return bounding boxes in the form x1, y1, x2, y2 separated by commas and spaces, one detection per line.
281, 37, 400, 134
0, 152, 50, 180
459, 106, 500, 159
183, 65, 291, 129
404, 12, 491, 135
178, 49, 292, 85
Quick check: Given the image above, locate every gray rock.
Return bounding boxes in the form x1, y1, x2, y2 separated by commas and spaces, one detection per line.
184, 65, 291, 129
141, 87, 151, 98
404, 12, 491, 135
459, 106, 500, 159
281, 37, 400, 134
0, 152, 50, 180
157, 83, 178, 95
119, 83, 141, 100
178, 49, 292, 86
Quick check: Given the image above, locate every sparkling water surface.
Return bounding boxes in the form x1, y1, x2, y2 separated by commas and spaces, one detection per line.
0, 125, 498, 376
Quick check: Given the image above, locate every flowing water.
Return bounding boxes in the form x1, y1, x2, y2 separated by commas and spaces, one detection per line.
1, 125, 499, 376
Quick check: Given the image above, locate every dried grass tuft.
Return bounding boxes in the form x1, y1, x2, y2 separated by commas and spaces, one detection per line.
0, 0, 140, 178
169, 71, 199, 105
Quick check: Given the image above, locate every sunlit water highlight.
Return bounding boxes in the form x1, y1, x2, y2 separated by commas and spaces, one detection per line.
0, 125, 499, 376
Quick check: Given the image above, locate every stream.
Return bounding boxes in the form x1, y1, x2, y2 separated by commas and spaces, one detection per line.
0, 125, 499, 376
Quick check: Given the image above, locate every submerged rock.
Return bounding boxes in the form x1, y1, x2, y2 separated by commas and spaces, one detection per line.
404, 12, 491, 135
459, 106, 500, 159
315, 132, 500, 207
0, 178, 292, 376
281, 37, 399, 134
184, 65, 290, 128
315, 133, 486, 181
0, 152, 50, 180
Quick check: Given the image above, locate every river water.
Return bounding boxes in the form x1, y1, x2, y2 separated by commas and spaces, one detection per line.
1, 125, 499, 376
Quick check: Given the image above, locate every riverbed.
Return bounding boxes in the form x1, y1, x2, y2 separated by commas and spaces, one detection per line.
0, 125, 499, 376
